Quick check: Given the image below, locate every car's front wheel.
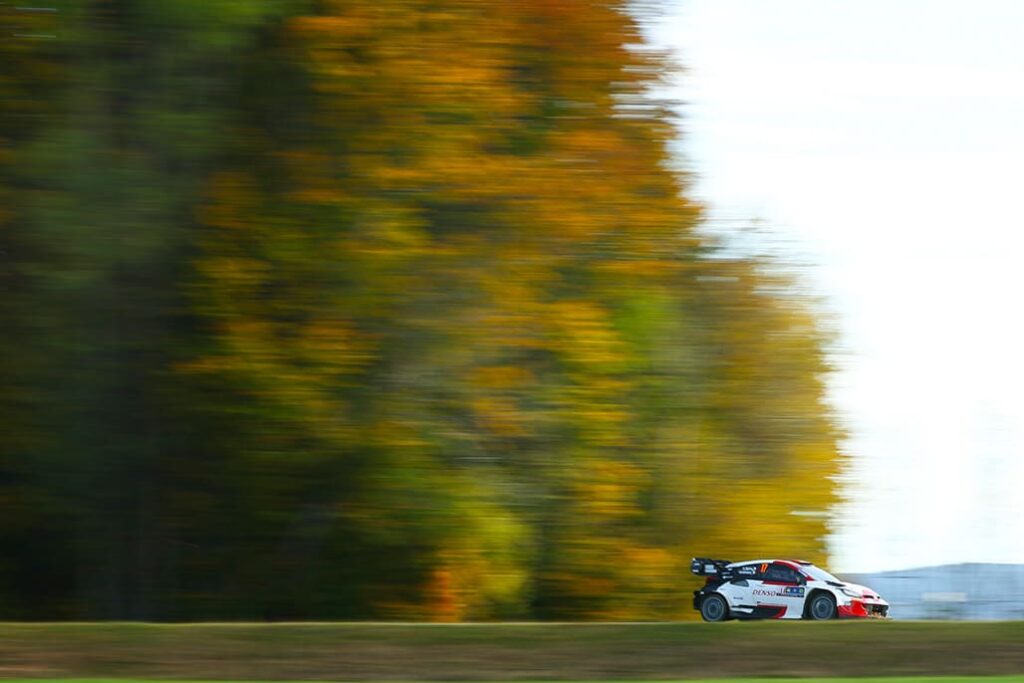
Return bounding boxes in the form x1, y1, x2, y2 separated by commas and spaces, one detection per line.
700, 593, 730, 622
806, 592, 836, 620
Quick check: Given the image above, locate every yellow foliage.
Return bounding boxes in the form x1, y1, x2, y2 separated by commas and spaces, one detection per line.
183, 0, 842, 620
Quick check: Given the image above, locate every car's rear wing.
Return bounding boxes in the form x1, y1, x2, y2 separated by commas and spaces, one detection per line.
690, 557, 733, 577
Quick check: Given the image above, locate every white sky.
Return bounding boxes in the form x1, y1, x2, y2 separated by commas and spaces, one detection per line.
651, 0, 1024, 572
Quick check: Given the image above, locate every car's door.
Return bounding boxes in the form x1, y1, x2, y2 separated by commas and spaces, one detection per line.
757, 562, 807, 618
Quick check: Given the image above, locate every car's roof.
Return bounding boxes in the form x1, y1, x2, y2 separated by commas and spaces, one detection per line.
728, 559, 815, 569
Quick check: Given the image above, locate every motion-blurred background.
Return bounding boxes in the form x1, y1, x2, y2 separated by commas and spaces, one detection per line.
2, 0, 1019, 624
0, 0, 837, 621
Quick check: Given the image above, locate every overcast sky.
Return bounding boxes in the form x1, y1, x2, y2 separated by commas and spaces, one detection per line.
652, 0, 1024, 572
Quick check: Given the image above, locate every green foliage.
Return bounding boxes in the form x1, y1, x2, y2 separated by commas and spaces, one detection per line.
0, 0, 841, 620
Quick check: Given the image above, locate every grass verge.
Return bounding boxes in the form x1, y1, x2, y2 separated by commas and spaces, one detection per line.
1, 622, 1024, 680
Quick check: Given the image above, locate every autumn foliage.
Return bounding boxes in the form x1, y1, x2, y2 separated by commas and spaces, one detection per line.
0, 0, 840, 620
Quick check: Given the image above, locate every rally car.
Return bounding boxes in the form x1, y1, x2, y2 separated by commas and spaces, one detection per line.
691, 557, 889, 621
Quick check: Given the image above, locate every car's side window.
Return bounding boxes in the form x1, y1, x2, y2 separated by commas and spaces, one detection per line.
764, 563, 801, 584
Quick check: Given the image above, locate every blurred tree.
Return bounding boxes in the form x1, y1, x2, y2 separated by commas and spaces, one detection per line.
0, 0, 841, 620
0, 0, 294, 619
0, 0, 75, 618
190, 0, 840, 620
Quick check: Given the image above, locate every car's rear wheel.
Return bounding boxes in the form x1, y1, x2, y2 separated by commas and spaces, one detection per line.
700, 593, 729, 622
807, 592, 836, 620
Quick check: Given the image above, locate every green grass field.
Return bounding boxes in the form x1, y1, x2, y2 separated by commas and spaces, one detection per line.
2, 623, 1024, 680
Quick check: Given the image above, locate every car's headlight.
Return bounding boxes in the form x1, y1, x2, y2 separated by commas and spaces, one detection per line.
840, 587, 862, 598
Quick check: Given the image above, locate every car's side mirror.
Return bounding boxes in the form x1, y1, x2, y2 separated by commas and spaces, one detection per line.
798, 576, 807, 585
729, 579, 748, 587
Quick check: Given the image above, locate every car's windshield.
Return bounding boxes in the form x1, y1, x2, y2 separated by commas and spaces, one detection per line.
802, 564, 842, 583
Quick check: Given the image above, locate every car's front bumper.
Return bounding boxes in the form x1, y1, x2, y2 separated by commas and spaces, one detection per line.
838, 597, 889, 618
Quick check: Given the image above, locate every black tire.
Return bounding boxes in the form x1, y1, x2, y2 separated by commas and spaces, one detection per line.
700, 593, 729, 622
806, 592, 836, 620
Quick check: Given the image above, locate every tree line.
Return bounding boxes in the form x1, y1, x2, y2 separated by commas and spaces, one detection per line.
0, 0, 841, 620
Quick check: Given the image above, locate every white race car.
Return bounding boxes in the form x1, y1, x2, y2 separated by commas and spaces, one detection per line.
691, 557, 889, 621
